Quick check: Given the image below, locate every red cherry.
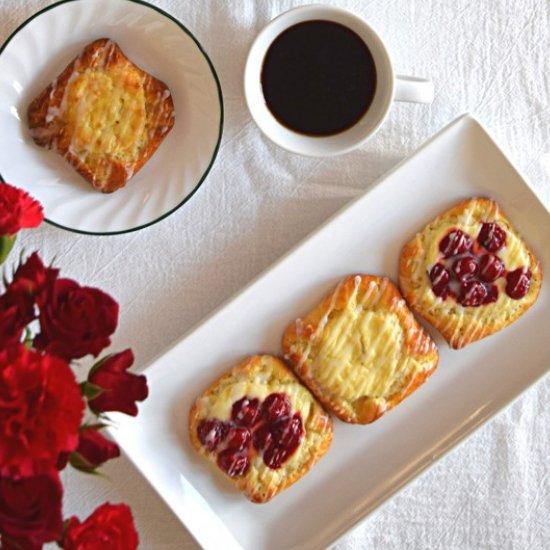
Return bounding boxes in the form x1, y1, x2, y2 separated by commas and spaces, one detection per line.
429, 263, 451, 298
478, 254, 505, 282
452, 257, 478, 282
226, 426, 251, 451
263, 445, 290, 470
459, 280, 487, 307
271, 414, 304, 453
252, 422, 273, 451
231, 396, 261, 427
439, 229, 472, 258
262, 393, 292, 422
478, 222, 507, 252
216, 449, 250, 477
482, 283, 499, 304
197, 419, 228, 452
506, 268, 531, 299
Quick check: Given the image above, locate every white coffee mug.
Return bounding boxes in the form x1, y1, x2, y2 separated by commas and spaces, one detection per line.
244, 4, 434, 156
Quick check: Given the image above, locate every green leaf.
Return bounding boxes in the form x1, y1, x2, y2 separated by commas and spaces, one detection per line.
58, 517, 72, 547
68, 451, 97, 474
0, 234, 16, 265
68, 452, 109, 478
23, 327, 33, 348
80, 381, 105, 400
79, 421, 109, 431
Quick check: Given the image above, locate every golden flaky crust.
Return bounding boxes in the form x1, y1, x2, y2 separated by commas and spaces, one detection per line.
27, 38, 175, 193
282, 275, 438, 424
399, 197, 542, 349
189, 355, 333, 503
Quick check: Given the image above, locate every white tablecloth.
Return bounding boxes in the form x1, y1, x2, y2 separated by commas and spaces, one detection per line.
2, 0, 550, 548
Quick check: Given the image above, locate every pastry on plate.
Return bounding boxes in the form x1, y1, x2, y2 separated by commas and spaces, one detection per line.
282, 275, 438, 424
189, 355, 333, 503
399, 197, 542, 349
27, 38, 175, 193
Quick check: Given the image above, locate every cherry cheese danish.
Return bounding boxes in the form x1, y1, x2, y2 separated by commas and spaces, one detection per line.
399, 197, 542, 349
282, 275, 439, 424
189, 355, 333, 503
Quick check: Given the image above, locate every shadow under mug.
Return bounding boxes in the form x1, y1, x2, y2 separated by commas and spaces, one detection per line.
244, 5, 434, 156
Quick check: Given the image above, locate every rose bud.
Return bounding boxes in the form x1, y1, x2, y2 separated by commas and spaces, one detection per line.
0, 470, 63, 546
8, 252, 59, 307
0, 288, 35, 348
63, 503, 139, 550
71, 426, 120, 472
34, 278, 119, 361
88, 350, 148, 416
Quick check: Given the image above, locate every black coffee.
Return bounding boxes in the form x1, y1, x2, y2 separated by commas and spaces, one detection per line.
261, 20, 377, 137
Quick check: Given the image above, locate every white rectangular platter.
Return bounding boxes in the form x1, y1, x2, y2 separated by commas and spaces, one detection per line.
109, 114, 550, 550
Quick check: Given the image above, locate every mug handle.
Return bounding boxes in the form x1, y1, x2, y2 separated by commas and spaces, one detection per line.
394, 75, 434, 103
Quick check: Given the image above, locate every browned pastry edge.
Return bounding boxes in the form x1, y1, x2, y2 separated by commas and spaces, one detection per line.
399, 197, 543, 349
282, 275, 439, 424
189, 354, 333, 503
27, 38, 175, 193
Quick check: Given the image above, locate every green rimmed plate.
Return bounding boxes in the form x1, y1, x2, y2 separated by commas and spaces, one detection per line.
0, 0, 223, 235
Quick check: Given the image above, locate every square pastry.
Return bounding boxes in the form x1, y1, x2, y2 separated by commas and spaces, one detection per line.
27, 38, 175, 193
189, 355, 333, 503
282, 275, 438, 424
399, 197, 543, 349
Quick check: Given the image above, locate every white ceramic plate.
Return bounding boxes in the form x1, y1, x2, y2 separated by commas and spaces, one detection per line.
108, 115, 549, 549
0, 0, 223, 235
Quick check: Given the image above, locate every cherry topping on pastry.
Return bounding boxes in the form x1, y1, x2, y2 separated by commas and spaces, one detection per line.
430, 222, 535, 307
216, 449, 250, 477
197, 419, 228, 452
263, 415, 304, 469
271, 414, 304, 453
482, 283, 499, 304
458, 280, 488, 307
452, 257, 478, 282
252, 422, 273, 451
429, 263, 451, 298
478, 254, 505, 282
439, 229, 472, 257
478, 222, 506, 252
263, 445, 291, 470
231, 396, 261, 427
226, 426, 252, 451
506, 268, 531, 299
262, 392, 292, 422
199, 392, 305, 476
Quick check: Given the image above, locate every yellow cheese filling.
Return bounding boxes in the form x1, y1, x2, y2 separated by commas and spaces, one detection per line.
64, 67, 146, 160
311, 302, 422, 400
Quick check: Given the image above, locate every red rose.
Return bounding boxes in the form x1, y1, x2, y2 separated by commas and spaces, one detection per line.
0, 289, 35, 347
88, 350, 148, 416
72, 426, 120, 472
34, 278, 119, 361
8, 252, 59, 306
0, 344, 84, 477
0, 182, 43, 236
63, 503, 138, 550
0, 253, 59, 347
0, 470, 63, 546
